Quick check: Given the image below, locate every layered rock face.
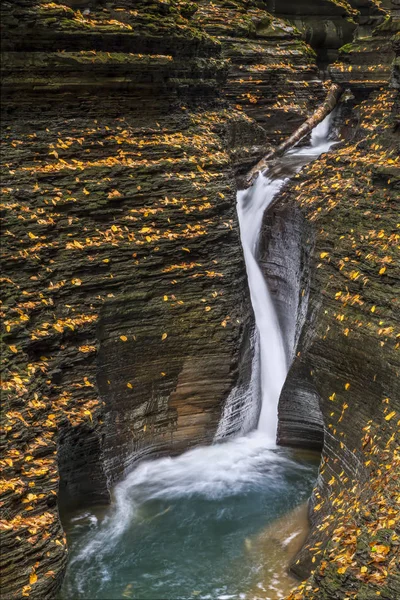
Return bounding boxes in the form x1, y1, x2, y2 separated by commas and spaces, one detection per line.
258, 4, 399, 597
284, 87, 399, 600
265, 0, 358, 65
195, 1, 326, 153
1, 1, 398, 599
0, 1, 328, 598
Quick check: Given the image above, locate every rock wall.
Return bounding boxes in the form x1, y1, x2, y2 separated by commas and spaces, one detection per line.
2, 0, 397, 598
258, 4, 399, 597
286, 86, 399, 600
265, 0, 358, 65
0, 1, 329, 598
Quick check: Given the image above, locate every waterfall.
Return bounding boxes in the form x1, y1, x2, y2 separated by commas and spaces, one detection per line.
217, 111, 336, 442
61, 113, 337, 600
237, 177, 287, 442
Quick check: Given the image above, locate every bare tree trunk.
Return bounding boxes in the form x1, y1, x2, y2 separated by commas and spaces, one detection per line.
245, 83, 343, 187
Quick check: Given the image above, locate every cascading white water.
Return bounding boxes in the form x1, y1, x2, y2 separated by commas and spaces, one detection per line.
217, 112, 337, 441
214, 333, 261, 440
237, 177, 287, 441
61, 113, 337, 600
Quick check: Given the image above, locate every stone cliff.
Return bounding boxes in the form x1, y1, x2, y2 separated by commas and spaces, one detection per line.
0, 1, 329, 598
1, 1, 398, 599
259, 3, 399, 598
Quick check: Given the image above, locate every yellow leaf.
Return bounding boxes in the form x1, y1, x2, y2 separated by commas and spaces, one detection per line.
83, 188, 90, 195
111, 225, 118, 232
345, 383, 350, 390
127, 382, 132, 389
182, 247, 190, 253
379, 266, 386, 275
163, 295, 168, 301
29, 573, 37, 585
371, 544, 390, 554
28, 232, 38, 239
205, 306, 211, 312
385, 411, 396, 421
9, 345, 18, 353
337, 567, 347, 574
320, 252, 329, 259
71, 278, 82, 286
120, 335, 128, 342
161, 333, 168, 341
371, 305, 376, 313
361, 566, 368, 573
108, 189, 122, 199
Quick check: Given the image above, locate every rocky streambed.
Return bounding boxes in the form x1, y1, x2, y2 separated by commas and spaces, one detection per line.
1, 1, 399, 599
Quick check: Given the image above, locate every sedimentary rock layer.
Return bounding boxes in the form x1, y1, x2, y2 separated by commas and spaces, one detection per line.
0, 1, 327, 598
284, 86, 399, 600
260, 7, 399, 595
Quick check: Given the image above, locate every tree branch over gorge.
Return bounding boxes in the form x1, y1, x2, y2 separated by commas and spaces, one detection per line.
246, 84, 343, 186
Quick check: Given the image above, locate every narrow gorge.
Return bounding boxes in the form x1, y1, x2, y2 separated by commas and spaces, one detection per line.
1, 1, 399, 600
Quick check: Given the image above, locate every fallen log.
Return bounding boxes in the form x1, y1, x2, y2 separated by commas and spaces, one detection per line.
245, 83, 343, 187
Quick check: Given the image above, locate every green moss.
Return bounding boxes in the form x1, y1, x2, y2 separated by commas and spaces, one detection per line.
339, 42, 354, 53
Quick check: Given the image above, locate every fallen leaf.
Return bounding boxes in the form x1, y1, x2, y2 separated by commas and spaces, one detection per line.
385, 411, 396, 421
